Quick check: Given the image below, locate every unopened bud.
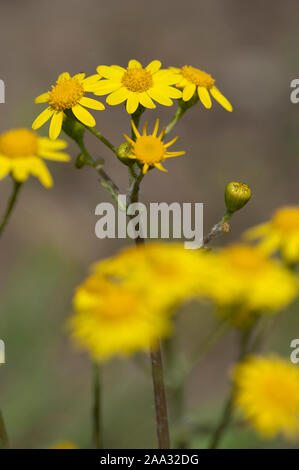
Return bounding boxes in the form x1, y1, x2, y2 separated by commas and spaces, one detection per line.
225, 182, 252, 214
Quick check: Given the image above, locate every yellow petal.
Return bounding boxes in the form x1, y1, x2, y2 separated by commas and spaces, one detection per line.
79, 97, 105, 110
146, 60, 162, 74
210, 86, 233, 112
147, 88, 173, 106
49, 112, 64, 140
164, 136, 178, 148
154, 163, 168, 172
106, 87, 129, 105
30, 158, 53, 188
32, 107, 54, 130
38, 150, 70, 161
74, 73, 85, 81
38, 137, 68, 151
128, 60, 142, 69
159, 85, 182, 99
35, 92, 49, 104
142, 163, 149, 174
126, 93, 139, 114
11, 159, 31, 182
72, 104, 96, 127
57, 72, 71, 83
244, 223, 270, 240
198, 87, 212, 109
152, 119, 160, 137
96, 66, 123, 80
0, 156, 11, 179
94, 81, 121, 95
138, 92, 156, 109
183, 83, 196, 101
282, 236, 299, 263
165, 151, 186, 158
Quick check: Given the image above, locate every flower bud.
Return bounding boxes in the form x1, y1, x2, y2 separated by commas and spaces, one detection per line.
225, 182, 252, 214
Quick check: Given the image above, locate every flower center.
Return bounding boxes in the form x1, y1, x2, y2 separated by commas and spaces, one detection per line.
99, 290, 138, 321
0, 128, 38, 158
48, 77, 84, 111
272, 207, 299, 233
134, 136, 165, 164
224, 245, 268, 274
181, 65, 215, 88
122, 68, 153, 92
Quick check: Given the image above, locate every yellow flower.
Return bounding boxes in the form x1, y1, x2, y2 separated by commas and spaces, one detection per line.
94, 242, 211, 308
123, 119, 185, 174
0, 128, 70, 187
32, 72, 104, 140
245, 206, 299, 264
51, 441, 78, 449
234, 355, 299, 439
201, 244, 297, 326
69, 273, 172, 361
95, 60, 182, 114
171, 65, 232, 111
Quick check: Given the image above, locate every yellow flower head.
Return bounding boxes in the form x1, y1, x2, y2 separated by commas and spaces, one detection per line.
234, 355, 299, 439
245, 206, 299, 264
124, 119, 185, 174
171, 65, 232, 112
32, 72, 104, 139
94, 242, 212, 308
95, 60, 182, 114
51, 441, 78, 449
0, 128, 70, 187
201, 244, 297, 326
69, 273, 172, 361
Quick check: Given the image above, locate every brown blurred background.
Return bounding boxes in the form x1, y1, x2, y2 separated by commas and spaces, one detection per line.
0, 0, 299, 448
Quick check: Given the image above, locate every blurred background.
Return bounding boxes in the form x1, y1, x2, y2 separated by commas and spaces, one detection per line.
0, 0, 299, 448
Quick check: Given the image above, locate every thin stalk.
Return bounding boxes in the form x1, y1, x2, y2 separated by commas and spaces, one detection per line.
165, 107, 185, 137
0, 410, 9, 448
203, 212, 231, 246
208, 329, 251, 449
128, 146, 170, 449
0, 180, 22, 238
150, 343, 171, 449
85, 126, 118, 155
92, 362, 102, 449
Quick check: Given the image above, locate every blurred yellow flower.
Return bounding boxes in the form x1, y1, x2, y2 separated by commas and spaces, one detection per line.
95, 60, 182, 114
0, 128, 70, 187
245, 206, 299, 264
51, 441, 78, 449
70, 273, 172, 361
171, 65, 232, 111
94, 242, 210, 308
234, 355, 299, 439
200, 244, 297, 327
32, 72, 104, 139
124, 119, 185, 174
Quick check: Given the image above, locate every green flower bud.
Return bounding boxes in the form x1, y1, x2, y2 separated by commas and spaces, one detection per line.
225, 182, 252, 214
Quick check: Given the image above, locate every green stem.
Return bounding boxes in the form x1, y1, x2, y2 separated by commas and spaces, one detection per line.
150, 343, 171, 449
0, 410, 9, 449
85, 126, 118, 155
165, 106, 185, 137
0, 180, 22, 238
92, 362, 102, 449
203, 211, 232, 246
208, 329, 251, 449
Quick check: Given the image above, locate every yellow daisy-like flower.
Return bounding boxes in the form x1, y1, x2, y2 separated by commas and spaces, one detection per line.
0, 128, 70, 187
171, 65, 232, 111
94, 242, 212, 309
201, 244, 297, 326
234, 355, 299, 439
95, 60, 182, 114
32, 72, 104, 140
245, 206, 299, 264
124, 119, 185, 174
69, 273, 172, 361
